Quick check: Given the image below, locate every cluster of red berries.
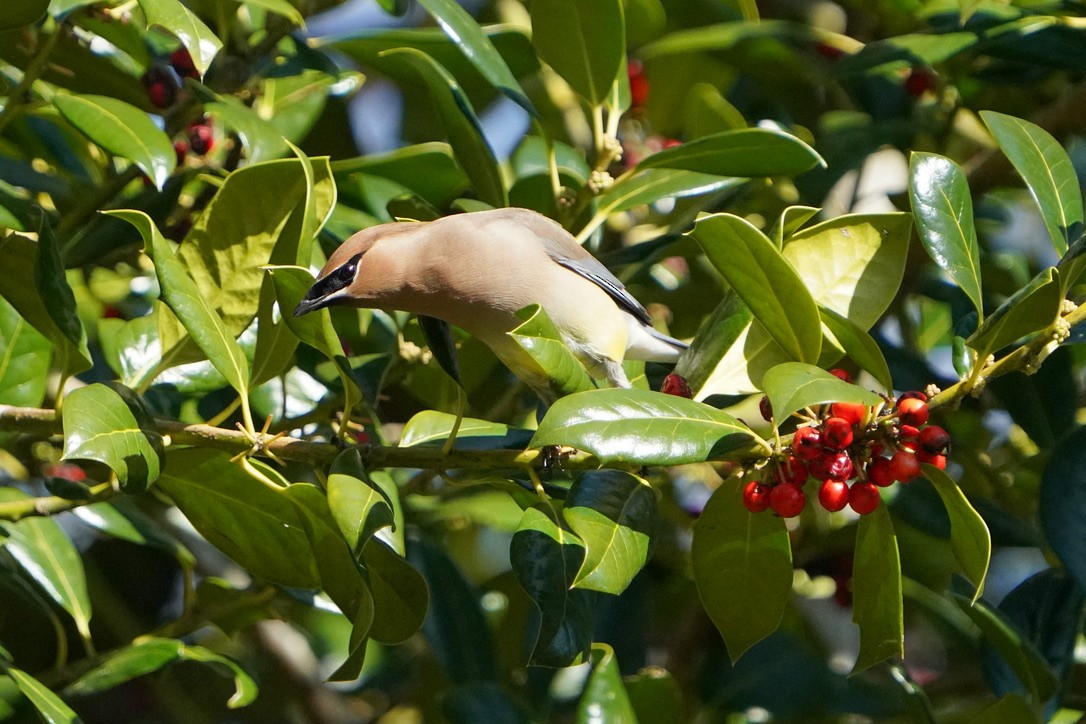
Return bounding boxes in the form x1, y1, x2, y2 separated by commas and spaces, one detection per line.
743, 371, 950, 519
142, 48, 200, 110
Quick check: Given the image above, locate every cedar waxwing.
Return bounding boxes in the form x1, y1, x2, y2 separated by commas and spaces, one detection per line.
294, 208, 686, 400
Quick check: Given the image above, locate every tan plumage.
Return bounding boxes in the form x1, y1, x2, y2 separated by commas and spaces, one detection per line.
294, 207, 685, 400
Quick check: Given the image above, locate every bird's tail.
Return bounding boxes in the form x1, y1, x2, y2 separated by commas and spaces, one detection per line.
625, 318, 688, 363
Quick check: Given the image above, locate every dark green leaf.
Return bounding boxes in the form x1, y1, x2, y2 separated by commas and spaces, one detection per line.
418, 315, 460, 383
327, 449, 394, 558
361, 537, 429, 645
692, 481, 792, 661
1039, 425, 1086, 592
416, 0, 534, 115
509, 305, 596, 400
53, 94, 175, 189
0, 488, 93, 644
563, 470, 656, 594
637, 128, 823, 177
690, 213, 822, 364
624, 667, 684, 724
136, 0, 222, 75
967, 267, 1061, 356
0, 663, 80, 723
380, 48, 506, 207
532, 388, 753, 465
3, 0, 48, 30
578, 644, 636, 722
530, 0, 624, 106
761, 362, 882, 424
819, 307, 893, 392
73, 502, 195, 568
909, 152, 983, 320
332, 143, 469, 208
967, 695, 1034, 724
63, 638, 256, 708
61, 383, 164, 494
981, 111, 1083, 255
510, 507, 593, 667
852, 503, 903, 673
923, 465, 990, 604
0, 295, 49, 406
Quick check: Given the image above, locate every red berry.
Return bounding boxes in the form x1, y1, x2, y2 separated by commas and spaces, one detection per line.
898, 424, 920, 451
775, 456, 808, 486
188, 122, 214, 155
169, 47, 199, 79
897, 397, 929, 427
917, 451, 947, 470
898, 390, 927, 403
660, 373, 692, 398
822, 417, 854, 450
904, 68, 935, 96
759, 395, 773, 421
849, 482, 881, 515
828, 368, 851, 383
831, 402, 865, 427
889, 451, 921, 483
867, 457, 894, 487
662, 138, 682, 149
792, 426, 822, 460
918, 425, 950, 454
769, 482, 806, 518
142, 66, 178, 108
43, 462, 86, 482
351, 429, 370, 445
822, 451, 854, 481
742, 481, 771, 513
818, 480, 849, 512
174, 140, 188, 165
628, 59, 650, 108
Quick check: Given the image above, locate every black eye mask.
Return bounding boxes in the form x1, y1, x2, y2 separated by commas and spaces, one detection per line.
293, 253, 363, 316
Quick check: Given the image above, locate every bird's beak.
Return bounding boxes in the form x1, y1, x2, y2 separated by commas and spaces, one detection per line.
293, 289, 329, 317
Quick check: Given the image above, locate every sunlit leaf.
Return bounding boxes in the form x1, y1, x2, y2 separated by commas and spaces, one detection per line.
327, 449, 394, 558
0, 295, 49, 406
761, 362, 883, 424
638, 128, 823, 177
509, 304, 596, 401
924, 465, 991, 604
530, 0, 624, 106
0, 663, 79, 723
136, 0, 222, 75
578, 644, 636, 722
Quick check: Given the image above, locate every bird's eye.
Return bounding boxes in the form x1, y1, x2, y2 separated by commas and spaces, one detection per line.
330, 253, 363, 285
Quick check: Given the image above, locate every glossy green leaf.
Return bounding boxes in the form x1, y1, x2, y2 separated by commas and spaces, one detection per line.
1039, 425, 1086, 592
952, 594, 1058, 703
399, 410, 532, 449
157, 448, 320, 588
0, 295, 49, 406
691, 213, 821, 364
3, 0, 48, 30
53, 94, 175, 189
73, 502, 195, 568
381, 48, 506, 207
532, 388, 753, 465
692, 481, 792, 662
772, 205, 820, 247
967, 267, 1061, 356
578, 644, 636, 723
416, 0, 534, 115
509, 304, 597, 401
764, 362, 881, 425
530, 0, 624, 106
852, 503, 903, 673
638, 128, 823, 177
819, 307, 893, 392
136, 0, 222, 75
361, 537, 429, 645
106, 210, 250, 395
564, 470, 656, 595
0, 488, 93, 644
593, 170, 742, 219
332, 143, 469, 208
240, 0, 302, 25
981, 111, 1083, 255
0, 663, 79, 724
909, 152, 983, 319
205, 97, 289, 164
510, 506, 593, 667
924, 465, 990, 604
61, 383, 164, 494
327, 449, 394, 558
63, 638, 256, 708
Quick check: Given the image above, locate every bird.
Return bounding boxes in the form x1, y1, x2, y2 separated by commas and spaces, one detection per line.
294, 207, 687, 401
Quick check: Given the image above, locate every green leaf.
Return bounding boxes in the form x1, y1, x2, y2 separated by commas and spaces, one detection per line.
967, 267, 1061, 356
0, 663, 80, 724
532, 388, 753, 465
0, 295, 50, 406
1039, 425, 1086, 592
772, 205, 820, 247
399, 410, 532, 449
530, 0, 624, 106
981, 111, 1083, 255
692, 481, 792, 661
690, 213, 822, 364
361, 537, 429, 645
578, 644, 636, 722
327, 449, 394, 558
624, 667, 683, 724
239, 0, 302, 25
73, 502, 195, 568
594, 169, 742, 216
415, 0, 534, 115
3, 0, 49, 31
380, 48, 506, 207
952, 594, 1058, 703
509, 304, 597, 401
332, 143, 469, 208
967, 695, 1034, 724
0, 488, 94, 645
157, 448, 320, 588
136, 0, 222, 76
205, 97, 289, 164
563, 470, 656, 595
762, 362, 882, 425
61, 383, 164, 494
510, 507, 593, 667
852, 503, 904, 673
63, 638, 256, 708
924, 465, 991, 604
909, 152, 984, 320
638, 128, 823, 177
106, 210, 249, 395
819, 307, 893, 393
53, 94, 175, 189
